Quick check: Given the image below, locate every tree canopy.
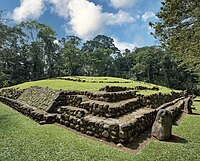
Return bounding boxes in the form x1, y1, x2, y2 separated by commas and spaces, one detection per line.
150, 0, 200, 74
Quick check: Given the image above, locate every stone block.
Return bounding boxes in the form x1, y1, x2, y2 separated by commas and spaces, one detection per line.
184, 97, 193, 114
151, 109, 173, 141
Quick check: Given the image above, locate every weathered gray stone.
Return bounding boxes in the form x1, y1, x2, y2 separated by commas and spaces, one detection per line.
70, 123, 75, 128
108, 123, 119, 130
0, 88, 24, 99
119, 131, 128, 139
117, 143, 123, 147
45, 114, 56, 123
80, 128, 86, 133
75, 125, 80, 131
184, 97, 192, 114
102, 130, 109, 138
111, 130, 118, 136
151, 109, 173, 141
61, 114, 69, 121
64, 121, 70, 126
94, 134, 100, 138
86, 131, 93, 136
110, 135, 117, 141
39, 121, 46, 125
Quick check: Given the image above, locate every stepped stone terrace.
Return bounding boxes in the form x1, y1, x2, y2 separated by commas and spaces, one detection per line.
0, 85, 191, 144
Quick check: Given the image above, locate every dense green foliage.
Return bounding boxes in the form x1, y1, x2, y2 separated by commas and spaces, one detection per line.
131, 47, 198, 91
0, 13, 199, 92
1, 98, 200, 160
150, 0, 200, 74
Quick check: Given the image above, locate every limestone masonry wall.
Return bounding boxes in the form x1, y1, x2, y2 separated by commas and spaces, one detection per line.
0, 86, 187, 144
0, 96, 57, 124
0, 88, 24, 99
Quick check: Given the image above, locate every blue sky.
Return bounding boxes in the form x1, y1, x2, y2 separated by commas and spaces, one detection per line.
0, 0, 162, 51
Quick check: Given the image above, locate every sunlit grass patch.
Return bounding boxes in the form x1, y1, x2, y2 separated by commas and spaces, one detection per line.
4, 76, 177, 95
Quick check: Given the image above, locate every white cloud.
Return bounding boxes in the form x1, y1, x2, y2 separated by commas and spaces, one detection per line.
105, 10, 136, 25
142, 11, 157, 21
67, 0, 104, 38
49, 0, 135, 38
48, 0, 70, 17
110, 0, 137, 8
113, 38, 140, 52
12, 0, 45, 22
12, 0, 136, 38
48, 0, 104, 38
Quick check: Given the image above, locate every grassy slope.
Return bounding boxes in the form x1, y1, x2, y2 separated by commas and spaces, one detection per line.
7, 77, 174, 95
0, 98, 200, 161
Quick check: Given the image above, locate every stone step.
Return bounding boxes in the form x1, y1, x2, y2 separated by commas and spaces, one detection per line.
80, 97, 142, 117
83, 107, 155, 125
57, 105, 156, 143
86, 90, 137, 102
117, 107, 155, 125
82, 107, 157, 143
166, 100, 184, 118
57, 106, 89, 118
56, 94, 89, 107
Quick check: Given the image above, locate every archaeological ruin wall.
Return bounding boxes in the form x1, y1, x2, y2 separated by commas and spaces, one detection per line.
0, 86, 191, 144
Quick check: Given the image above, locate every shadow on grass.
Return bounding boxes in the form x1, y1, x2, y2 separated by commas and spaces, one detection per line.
123, 132, 188, 151
167, 135, 188, 144
189, 112, 200, 116
173, 111, 184, 126
123, 130, 151, 151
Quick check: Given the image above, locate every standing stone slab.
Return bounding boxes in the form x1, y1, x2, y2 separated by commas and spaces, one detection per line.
151, 109, 173, 141
184, 97, 193, 114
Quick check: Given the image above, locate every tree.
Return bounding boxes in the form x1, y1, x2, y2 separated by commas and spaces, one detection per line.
150, 0, 200, 74
81, 35, 118, 76
0, 13, 27, 87
114, 49, 133, 78
19, 21, 59, 78
82, 35, 120, 54
83, 48, 114, 76
60, 36, 82, 76
129, 46, 198, 91
131, 46, 163, 83
37, 23, 59, 77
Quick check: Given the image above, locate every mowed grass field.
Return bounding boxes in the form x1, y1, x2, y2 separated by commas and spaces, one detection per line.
6, 76, 176, 95
0, 97, 200, 161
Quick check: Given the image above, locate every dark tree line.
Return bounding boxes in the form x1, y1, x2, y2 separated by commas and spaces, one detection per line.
0, 18, 199, 92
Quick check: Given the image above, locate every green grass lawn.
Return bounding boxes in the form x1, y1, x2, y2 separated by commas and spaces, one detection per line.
5, 77, 175, 95
0, 98, 200, 161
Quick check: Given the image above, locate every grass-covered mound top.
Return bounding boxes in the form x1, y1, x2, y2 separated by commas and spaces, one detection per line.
6, 76, 177, 95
